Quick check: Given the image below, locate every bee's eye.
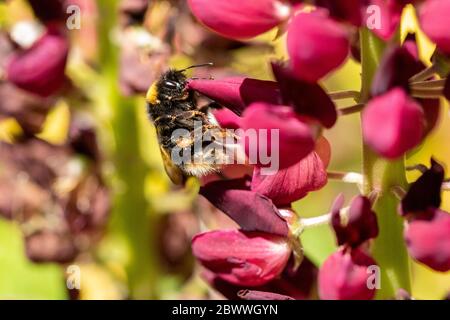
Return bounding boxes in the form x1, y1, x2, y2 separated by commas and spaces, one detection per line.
164, 80, 179, 89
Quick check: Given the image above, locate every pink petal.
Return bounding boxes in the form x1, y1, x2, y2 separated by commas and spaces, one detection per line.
6, 28, 69, 97
287, 12, 350, 82
362, 87, 424, 159
192, 230, 291, 286
318, 248, 377, 300
187, 77, 281, 115
240, 103, 317, 170
419, 0, 450, 55
405, 210, 450, 272
200, 177, 290, 236
314, 0, 366, 26
251, 143, 329, 206
366, 0, 404, 41
187, 0, 291, 40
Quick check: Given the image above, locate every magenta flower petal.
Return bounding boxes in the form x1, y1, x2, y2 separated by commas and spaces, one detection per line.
405, 209, 450, 272
187, 0, 291, 40
6, 28, 69, 97
240, 103, 317, 170
213, 108, 242, 130
362, 87, 424, 159
419, 0, 450, 54
200, 177, 290, 236
192, 230, 291, 286
271, 62, 338, 128
251, 148, 328, 206
187, 77, 281, 115
365, 0, 403, 41
318, 248, 377, 300
287, 12, 350, 82
332, 195, 379, 248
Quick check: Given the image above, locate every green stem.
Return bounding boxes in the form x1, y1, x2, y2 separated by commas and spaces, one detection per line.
359, 29, 411, 299
98, 1, 157, 299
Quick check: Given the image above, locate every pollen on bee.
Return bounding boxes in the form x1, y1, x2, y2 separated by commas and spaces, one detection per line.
146, 82, 159, 104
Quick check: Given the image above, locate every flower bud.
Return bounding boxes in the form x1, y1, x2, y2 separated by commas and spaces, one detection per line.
192, 230, 291, 286
332, 195, 379, 248
287, 12, 350, 82
419, 0, 450, 55
362, 87, 424, 159
405, 209, 450, 272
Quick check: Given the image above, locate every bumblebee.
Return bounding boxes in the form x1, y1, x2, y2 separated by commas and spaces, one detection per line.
145, 64, 240, 185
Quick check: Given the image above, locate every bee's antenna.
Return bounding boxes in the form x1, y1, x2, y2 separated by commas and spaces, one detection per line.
180, 62, 213, 72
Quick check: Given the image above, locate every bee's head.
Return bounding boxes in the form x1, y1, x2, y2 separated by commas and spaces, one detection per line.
146, 63, 213, 105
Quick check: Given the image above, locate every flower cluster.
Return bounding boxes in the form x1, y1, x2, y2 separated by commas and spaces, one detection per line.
185, 0, 450, 300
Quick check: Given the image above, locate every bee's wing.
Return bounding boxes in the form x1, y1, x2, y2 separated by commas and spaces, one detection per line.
159, 146, 185, 185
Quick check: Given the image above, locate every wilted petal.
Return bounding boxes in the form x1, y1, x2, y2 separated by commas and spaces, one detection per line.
318, 248, 377, 300
405, 209, 450, 272
240, 103, 317, 169
192, 230, 291, 286
6, 28, 69, 97
187, 77, 281, 115
419, 0, 450, 54
237, 289, 294, 300
271, 62, 337, 128
251, 138, 330, 206
187, 0, 291, 40
362, 87, 424, 159
200, 177, 289, 236
332, 195, 379, 248
287, 12, 350, 82
401, 158, 444, 216
371, 45, 425, 96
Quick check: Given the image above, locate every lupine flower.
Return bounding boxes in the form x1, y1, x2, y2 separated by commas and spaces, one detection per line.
6, 28, 69, 97
200, 177, 290, 236
25, 230, 77, 263
187, 77, 281, 115
240, 103, 318, 169
250, 137, 330, 206
187, 0, 291, 40
202, 256, 317, 300
362, 87, 424, 159
419, 0, 450, 55
400, 159, 450, 272
319, 194, 379, 300
286, 11, 350, 82
319, 248, 377, 300
332, 195, 379, 248
192, 230, 291, 286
